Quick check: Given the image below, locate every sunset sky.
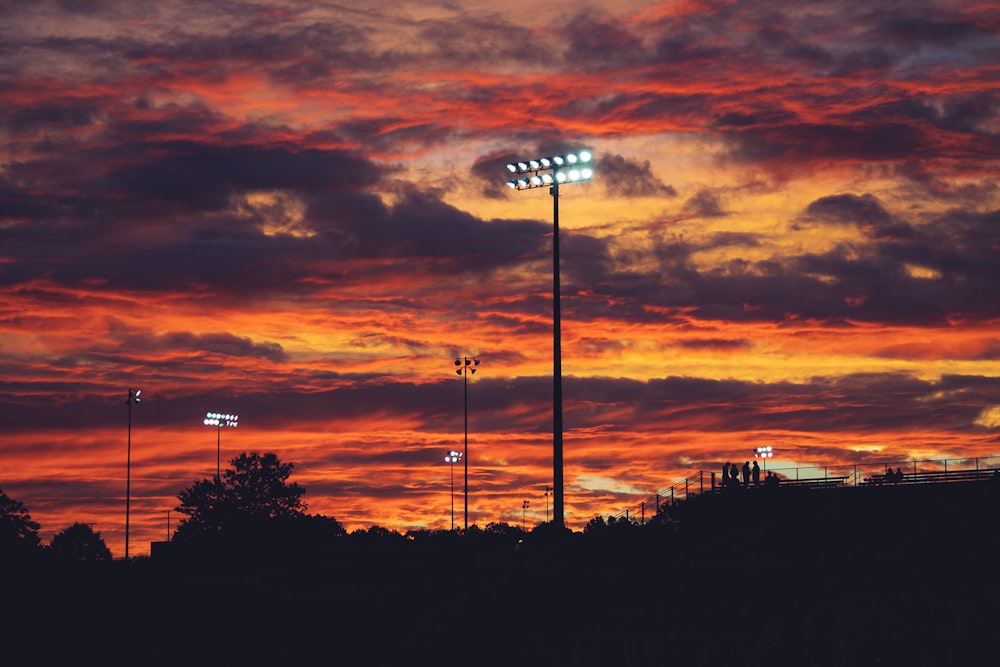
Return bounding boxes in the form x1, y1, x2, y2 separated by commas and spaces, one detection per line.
2, 0, 999, 557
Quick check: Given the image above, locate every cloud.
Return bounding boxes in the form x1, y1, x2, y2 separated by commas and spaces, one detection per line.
598, 153, 676, 199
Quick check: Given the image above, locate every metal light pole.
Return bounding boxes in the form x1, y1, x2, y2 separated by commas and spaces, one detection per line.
125, 387, 141, 559
445, 450, 462, 530
545, 486, 552, 523
455, 356, 480, 530
522, 500, 530, 532
203, 412, 238, 481
505, 150, 593, 529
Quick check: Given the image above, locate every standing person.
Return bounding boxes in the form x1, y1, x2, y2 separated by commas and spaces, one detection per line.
751, 460, 761, 487
722, 462, 731, 489
742, 461, 751, 487
729, 463, 740, 488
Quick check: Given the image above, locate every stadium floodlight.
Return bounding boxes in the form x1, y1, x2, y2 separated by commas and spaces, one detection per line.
204, 411, 238, 480
125, 388, 141, 559
503, 148, 594, 529
445, 450, 463, 530
755, 445, 774, 470
454, 356, 480, 530
504, 150, 593, 191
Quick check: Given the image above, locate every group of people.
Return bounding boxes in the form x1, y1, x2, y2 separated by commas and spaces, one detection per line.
883, 467, 905, 484
720, 460, 779, 489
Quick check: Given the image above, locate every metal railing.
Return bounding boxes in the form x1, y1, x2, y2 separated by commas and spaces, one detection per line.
610, 455, 1000, 525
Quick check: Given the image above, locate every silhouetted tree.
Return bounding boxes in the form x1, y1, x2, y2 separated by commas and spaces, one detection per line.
349, 524, 405, 545
483, 521, 522, 538
50, 522, 112, 561
583, 515, 608, 534
0, 486, 41, 559
173, 451, 307, 547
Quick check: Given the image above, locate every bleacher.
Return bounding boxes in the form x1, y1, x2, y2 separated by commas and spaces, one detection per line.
612, 457, 1000, 524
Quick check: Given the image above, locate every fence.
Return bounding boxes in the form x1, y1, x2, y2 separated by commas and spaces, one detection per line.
610, 455, 1000, 524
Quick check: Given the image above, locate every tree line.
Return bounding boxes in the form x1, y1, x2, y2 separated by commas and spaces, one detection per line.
2, 450, 577, 563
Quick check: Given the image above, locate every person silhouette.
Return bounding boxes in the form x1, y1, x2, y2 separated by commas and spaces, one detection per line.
751, 460, 761, 487
742, 461, 751, 487
722, 462, 730, 489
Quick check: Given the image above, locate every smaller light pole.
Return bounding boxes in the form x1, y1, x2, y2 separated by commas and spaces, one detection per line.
522, 500, 530, 532
204, 412, 238, 481
544, 486, 552, 523
755, 445, 774, 470
125, 388, 141, 560
445, 450, 463, 530
455, 356, 480, 530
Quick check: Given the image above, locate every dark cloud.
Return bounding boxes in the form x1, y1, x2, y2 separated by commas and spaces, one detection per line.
598, 154, 676, 199
681, 190, 726, 219
564, 12, 647, 67
151, 332, 288, 362
109, 143, 381, 210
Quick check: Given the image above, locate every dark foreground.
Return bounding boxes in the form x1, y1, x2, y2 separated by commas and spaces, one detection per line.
9, 481, 1000, 666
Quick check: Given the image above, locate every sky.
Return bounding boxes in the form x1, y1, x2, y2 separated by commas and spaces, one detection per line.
1, 0, 999, 557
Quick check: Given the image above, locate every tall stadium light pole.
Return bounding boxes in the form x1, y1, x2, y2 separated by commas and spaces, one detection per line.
203, 412, 238, 481
445, 450, 462, 530
125, 388, 141, 559
455, 356, 480, 530
505, 150, 594, 529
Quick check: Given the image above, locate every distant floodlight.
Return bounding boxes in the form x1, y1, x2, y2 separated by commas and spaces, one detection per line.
566, 153, 578, 164
529, 159, 540, 169
454, 356, 481, 531
205, 409, 239, 480
579, 150, 592, 162
506, 163, 517, 173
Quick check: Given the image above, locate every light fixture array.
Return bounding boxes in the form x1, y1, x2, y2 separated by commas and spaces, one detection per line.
505, 150, 594, 190
204, 412, 239, 428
